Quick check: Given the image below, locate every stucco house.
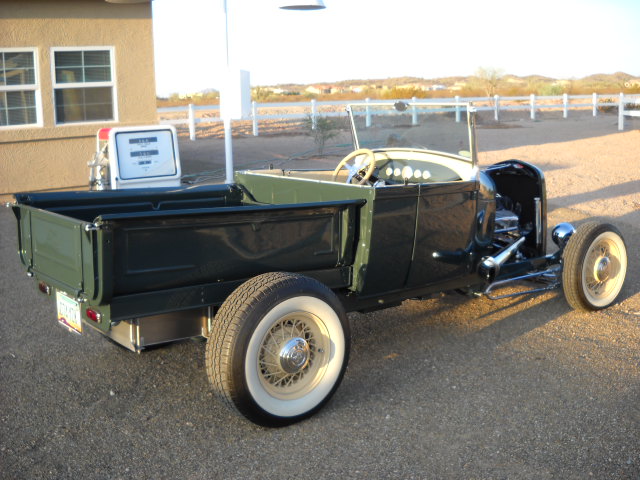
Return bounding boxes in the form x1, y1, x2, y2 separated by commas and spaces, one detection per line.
0, 0, 158, 196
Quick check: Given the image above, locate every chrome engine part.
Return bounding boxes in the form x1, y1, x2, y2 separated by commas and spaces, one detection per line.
494, 193, 521, 241
478, 236, 526, 282
552, 222, 576, 248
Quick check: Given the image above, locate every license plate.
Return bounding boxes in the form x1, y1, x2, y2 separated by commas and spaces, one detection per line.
56, 291, 82, 334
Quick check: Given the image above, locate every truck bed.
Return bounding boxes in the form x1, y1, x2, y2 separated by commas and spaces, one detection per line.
12, 184, 362, 327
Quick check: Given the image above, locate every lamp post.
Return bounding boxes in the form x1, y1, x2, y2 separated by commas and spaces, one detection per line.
279, 0, 325, 9
221, 0, 325, 184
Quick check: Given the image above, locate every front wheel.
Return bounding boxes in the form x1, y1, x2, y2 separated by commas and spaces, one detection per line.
562, 222, 627, 310
206, 272, 350, 427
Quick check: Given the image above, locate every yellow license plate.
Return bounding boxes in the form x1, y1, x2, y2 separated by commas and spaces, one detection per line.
56, 291, 82, 334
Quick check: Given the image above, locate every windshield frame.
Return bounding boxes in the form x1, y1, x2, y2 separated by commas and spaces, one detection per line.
345, 101, 478, 168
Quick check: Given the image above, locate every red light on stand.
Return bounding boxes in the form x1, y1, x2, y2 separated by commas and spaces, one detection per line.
97, 128, 112, 141
86, 308, 102, 323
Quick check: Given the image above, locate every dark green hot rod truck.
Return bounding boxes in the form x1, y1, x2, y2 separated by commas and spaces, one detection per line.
7, 102, 628, 426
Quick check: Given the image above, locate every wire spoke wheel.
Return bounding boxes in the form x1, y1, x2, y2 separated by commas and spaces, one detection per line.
257, 312, 329, 398
206, 272, 350, 427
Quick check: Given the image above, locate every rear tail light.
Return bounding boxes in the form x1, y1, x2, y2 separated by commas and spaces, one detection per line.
85, 308, 102, 323
38, 282, 51, 295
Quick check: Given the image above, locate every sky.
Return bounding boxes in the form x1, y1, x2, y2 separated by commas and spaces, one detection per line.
152, 0, 640, 96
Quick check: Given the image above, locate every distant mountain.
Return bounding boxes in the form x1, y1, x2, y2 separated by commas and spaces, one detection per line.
264, 72, 638, 90
515, 74, 555, 83
582, 72, 633, 82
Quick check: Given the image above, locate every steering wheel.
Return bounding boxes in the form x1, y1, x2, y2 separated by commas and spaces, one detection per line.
332, 149, 376, 185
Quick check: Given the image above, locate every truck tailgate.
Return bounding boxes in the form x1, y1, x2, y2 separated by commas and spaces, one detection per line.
13, 205, 96, 299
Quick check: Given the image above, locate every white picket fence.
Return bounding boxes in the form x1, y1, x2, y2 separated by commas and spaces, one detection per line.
158, 93, 640, 140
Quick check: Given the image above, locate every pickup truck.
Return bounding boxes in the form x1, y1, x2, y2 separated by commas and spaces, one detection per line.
8, 102, 628, 426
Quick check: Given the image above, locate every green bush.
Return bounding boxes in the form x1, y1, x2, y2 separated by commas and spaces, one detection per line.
537, 84, 564, 96
305, 115, 341, 155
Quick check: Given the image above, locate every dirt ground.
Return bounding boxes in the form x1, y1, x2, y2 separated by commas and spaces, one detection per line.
1, 110, 638, 479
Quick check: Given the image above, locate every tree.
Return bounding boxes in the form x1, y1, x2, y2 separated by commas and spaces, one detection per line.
474, 67, 505, 97
252, 87, 271, 102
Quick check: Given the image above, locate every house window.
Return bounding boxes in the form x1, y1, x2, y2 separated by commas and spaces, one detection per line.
52, 48, 115, 124
0, 49, 40, 127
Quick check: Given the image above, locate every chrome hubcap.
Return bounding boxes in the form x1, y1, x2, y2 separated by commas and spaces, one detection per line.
594, 256, 611, 282
582, 232, 627, 306
279, 337, 310, 374
258, 312, 328, 396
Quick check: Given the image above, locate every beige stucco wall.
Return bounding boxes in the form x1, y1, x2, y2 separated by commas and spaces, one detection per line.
0, 0, 158, 196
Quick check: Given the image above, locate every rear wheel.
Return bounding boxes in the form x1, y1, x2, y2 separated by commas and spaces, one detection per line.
562, 222, 627, 310
206, 272, 350, 427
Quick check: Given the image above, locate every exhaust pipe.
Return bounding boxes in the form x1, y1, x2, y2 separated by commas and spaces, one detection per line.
478, 236, 526, 282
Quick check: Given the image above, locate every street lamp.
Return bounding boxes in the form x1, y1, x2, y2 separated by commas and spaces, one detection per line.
221, 0, 325, 184
279, 0, 325, 9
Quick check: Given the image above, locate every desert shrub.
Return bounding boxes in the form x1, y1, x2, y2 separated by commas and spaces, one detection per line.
380, 87, 429, 100
537, 84, 564, 96
304, 115, 342, 154
598, 98, 618, 113
252, 87, 272, 102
